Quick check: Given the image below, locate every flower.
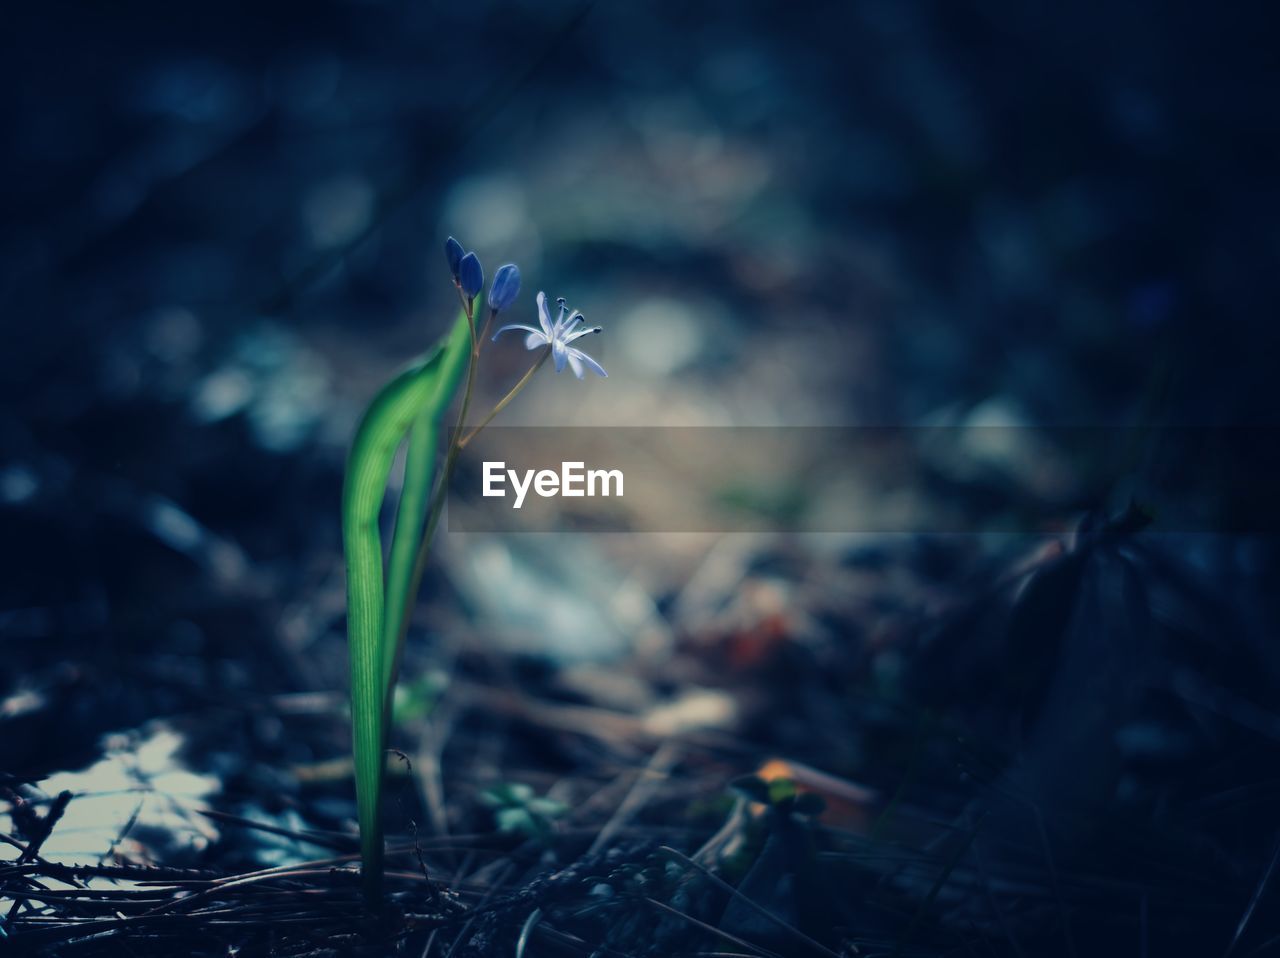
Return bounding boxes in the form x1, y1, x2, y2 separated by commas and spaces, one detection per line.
458, 252, 484, 300
492, 291, 607, 378
444, 236, 465, 280
488, 264, 521, 312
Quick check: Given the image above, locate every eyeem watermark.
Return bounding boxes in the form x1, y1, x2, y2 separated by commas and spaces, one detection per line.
482, 461, 624, 509
451, 427, 1277, 532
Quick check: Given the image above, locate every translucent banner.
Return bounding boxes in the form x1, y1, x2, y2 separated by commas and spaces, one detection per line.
444, 426, 1280, 533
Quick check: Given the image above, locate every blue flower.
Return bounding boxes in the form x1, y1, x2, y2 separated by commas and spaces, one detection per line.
488, 264, 521, 312
492, 291, 607, 379
458, 252, 484, 300
444, 236, 465, 280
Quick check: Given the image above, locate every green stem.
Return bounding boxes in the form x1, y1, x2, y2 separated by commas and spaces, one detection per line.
391, 348, 550, 679
381, 310, 471, 696
383, 296, 481, 702
458, 348, 550, 449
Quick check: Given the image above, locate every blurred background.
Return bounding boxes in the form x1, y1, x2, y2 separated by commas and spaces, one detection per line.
3, 2, 1280, 955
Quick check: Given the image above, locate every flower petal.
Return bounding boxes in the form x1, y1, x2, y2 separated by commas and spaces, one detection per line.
552, 336, 568, 372
444, 236, 464, 279
536, 291, 553, 337
524, 332, 545, 350
566, 346, 607, 378
458, 252, 483, 298
487, 263, 521, 312
566, 351, 584, 378
492, 323, 543, 342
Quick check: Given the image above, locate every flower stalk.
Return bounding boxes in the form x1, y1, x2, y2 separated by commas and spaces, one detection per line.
458, 349, 552, 450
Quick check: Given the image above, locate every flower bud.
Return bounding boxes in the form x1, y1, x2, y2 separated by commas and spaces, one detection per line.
487, 263, 521, 312
445, 236, 465, 280
458, 252, 483, 300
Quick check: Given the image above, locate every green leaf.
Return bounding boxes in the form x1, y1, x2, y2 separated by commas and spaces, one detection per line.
766, 777, 798, 805
342, 341, 451, 906
496, 807, 537, 835
391, 669, 449, 724
480, 782, 535, 807
382, 311, 472, 695
526, 797, 569, 819
480, 782, 567, 840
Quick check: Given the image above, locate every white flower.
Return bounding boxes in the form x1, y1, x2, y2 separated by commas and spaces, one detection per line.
492, 291, 607, 379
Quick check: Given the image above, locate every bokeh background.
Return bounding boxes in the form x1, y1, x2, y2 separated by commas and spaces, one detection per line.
4, 2, 1280, 956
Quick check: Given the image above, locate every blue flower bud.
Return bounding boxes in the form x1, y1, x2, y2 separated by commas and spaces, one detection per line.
458, 252, 483, 299
487, 263, 521, 312
445, 236, 465, 280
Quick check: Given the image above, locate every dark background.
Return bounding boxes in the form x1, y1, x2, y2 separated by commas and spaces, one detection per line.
3, 2, 1280, 956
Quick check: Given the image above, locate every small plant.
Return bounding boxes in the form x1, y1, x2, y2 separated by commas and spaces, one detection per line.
479, 782, 569, 841
342, 238, 606, 906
